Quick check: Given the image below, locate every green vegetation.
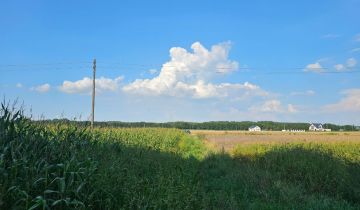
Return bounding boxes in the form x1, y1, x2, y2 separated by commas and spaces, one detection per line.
229, 143, 360, 209
1, 104, 360, 209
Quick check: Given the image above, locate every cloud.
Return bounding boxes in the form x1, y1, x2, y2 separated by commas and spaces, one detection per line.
173, 81, 266, 99
290, 90, 315, 96
249, 100, 298, 113
323, 89, 360, 112
322, 34, 340, 39
148, 69, 158, 75
30, 83, 50, 93
350, 48, 360, 53
123, 42, 267, 99
287, 104, 298, 113
304, 62, 324, 72
16, 83, 23, 88
346, 58, 357, 68
354, 33, 360, 42
249, 100, 294, 113
59, 76, 123, 94
333, 58, 357, 71
259, 100, 282, 112
334, 64, 345, 71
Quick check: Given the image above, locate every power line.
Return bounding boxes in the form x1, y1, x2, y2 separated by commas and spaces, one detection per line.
0, 61, 359, 74
219, 70, 360, 74
0, 61, 92, 67
0, 65, 93, 71
0, 62, 328, 69
1, 67, 358, 74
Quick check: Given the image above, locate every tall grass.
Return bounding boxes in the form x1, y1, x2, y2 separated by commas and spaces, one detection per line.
1, 104, 360, 209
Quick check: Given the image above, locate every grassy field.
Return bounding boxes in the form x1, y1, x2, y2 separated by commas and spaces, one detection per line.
1, 106, 360, 209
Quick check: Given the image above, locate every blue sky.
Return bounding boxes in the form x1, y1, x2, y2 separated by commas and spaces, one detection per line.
1, 0, 360, 124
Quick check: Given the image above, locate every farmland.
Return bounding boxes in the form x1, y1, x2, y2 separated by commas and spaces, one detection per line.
1, 106, 360, 209
191, 130, 360, 151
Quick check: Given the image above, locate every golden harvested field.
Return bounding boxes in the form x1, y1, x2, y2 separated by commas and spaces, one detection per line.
191, 130, 360, 151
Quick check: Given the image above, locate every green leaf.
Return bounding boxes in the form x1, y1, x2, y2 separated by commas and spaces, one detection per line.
51, 199, 63, 207
59, 177, 66, 193
44, 190, 59, 194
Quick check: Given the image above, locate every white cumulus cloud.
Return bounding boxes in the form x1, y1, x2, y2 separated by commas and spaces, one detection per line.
304, 62, 324, 72
259, 100, 282, 112
324, 89, 360, 112
250, 100, 298, 113
148, 69, 158, 75
16, 83, 23, 88
59, 76, 123, 94
30, 83, 50, 93
290, 90, 315, 96
174, 81, 265, 99
287, 104, 298, 113
334, 64, 345, 71
334, 58, 357, 71
346, 58, 357, 68
123, 41, 268, 99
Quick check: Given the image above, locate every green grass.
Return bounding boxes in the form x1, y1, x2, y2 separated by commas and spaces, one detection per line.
1, 104, 360, 209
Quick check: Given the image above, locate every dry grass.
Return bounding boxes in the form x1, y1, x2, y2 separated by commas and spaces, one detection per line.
191, 130, 360, 151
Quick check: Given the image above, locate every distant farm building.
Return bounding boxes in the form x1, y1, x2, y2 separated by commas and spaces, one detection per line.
282, 129, 306, 132
249, 125, 261, 132
309, 123, 331, 132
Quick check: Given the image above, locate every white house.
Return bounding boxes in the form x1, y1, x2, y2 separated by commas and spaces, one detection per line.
249, 125, 261, 132
309, 123, 324, 131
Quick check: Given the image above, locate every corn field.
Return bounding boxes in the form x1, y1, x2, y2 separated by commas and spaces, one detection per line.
0, 104, 206, 209
1, 103, 360, 209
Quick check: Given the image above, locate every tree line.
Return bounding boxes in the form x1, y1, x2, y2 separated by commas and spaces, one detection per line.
39, 120, 359, 131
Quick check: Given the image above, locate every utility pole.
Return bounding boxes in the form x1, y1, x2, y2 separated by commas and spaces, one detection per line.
91, 58, 96, 129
